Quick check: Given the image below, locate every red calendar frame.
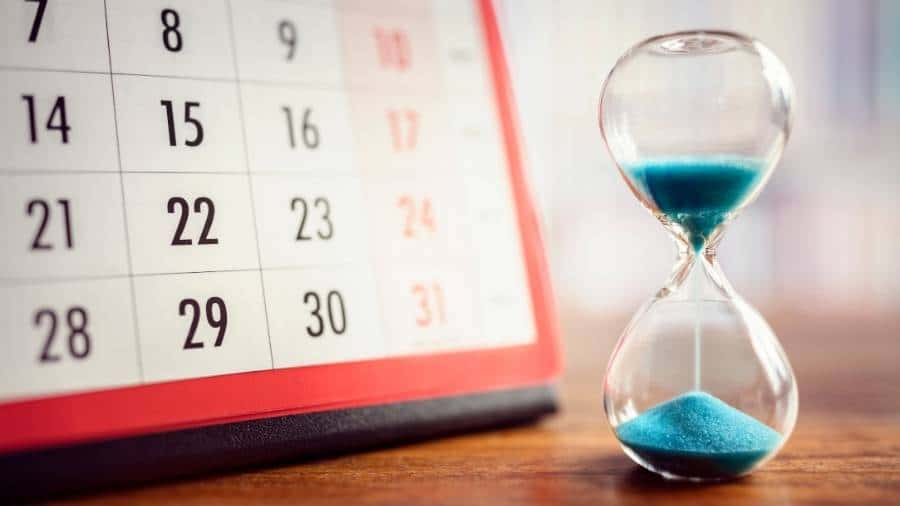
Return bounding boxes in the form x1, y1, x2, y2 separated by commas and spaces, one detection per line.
0, 0, 561, 454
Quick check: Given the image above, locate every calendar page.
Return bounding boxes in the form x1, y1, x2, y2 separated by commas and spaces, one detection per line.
0, 0, 559, 456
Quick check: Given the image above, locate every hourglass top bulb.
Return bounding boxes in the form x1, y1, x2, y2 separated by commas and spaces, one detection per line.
598, 30, 794, 253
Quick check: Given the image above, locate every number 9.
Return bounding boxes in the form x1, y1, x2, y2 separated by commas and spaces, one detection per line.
278, 20, 297, 61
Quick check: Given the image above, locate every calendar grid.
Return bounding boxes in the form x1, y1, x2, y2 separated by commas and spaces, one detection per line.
0, 0, 538, 402
101, 0, 144, 381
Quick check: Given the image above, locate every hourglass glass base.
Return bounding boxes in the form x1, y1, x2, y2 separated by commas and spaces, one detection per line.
619, 442, 771, 482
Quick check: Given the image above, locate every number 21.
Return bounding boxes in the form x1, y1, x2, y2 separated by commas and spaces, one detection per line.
27, 198, 73, 250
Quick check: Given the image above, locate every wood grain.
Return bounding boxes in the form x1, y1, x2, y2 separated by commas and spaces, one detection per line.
54, 309, 900, 505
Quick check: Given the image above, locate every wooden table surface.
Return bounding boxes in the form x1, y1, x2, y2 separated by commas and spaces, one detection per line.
58, 309, 900, 505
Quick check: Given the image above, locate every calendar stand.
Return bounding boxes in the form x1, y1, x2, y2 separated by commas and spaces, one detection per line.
0, 386, 555, 500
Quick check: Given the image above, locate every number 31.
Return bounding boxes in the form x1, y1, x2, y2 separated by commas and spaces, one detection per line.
412, 282, 445, 328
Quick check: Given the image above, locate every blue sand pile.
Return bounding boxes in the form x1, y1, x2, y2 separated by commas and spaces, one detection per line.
625, 158, 762, 252
615, 391, 782, 479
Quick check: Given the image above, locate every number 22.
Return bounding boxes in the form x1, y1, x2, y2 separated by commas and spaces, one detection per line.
168, 196, 218, 246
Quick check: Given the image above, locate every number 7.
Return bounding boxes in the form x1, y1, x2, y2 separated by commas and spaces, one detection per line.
25, 0, 48, 43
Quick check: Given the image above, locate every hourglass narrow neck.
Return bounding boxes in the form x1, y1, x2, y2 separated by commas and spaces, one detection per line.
661, 243, 733, 301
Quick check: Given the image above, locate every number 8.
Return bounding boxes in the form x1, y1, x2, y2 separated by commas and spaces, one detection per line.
161, 9, 183, 52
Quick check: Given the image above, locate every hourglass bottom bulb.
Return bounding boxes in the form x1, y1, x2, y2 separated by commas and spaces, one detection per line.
625, 158, 763, 252
614, 391, 782, 480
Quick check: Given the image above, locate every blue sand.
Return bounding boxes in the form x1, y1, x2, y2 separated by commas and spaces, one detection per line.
615, 391, 782, 478
625, 159, 763, 252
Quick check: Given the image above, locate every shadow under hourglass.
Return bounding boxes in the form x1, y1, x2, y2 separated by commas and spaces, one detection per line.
567, 444, 799, 504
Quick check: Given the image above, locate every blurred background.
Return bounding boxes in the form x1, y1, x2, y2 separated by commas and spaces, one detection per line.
494, 0, 900, 328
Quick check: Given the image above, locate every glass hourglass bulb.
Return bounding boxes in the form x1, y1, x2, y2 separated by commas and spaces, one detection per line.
598, 31, 797, 481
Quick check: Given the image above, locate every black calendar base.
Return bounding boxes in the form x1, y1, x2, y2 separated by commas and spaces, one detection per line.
0, 385, 557, 501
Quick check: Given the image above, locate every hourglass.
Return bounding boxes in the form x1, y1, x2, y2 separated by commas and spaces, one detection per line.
598, 31, 798, 481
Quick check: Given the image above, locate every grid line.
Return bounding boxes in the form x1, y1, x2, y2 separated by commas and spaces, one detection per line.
225, 0, 275, 369
102, 0, 144, 381
0, 65, 476, 98
0, 262, 364, 287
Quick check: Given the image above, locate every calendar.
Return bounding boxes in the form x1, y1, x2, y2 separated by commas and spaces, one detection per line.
0, 0, 560, 496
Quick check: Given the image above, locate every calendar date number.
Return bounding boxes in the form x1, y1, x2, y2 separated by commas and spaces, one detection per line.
161, 8, 184, 53
281, 106, 320, 150
303, 290, 346, 337
28, 198, 74, 251
387, 109, 418, 152
34, 306, 91, 363
22, 95, 71, 144
180, 297, 228, 349
374, 28, 411, 70
412, 282, 445, 327
161, 100, 204, 147
24, 0, 48, 43
168, 196, 219, 246
292, 196, 333, 241
278, 20, 297, 61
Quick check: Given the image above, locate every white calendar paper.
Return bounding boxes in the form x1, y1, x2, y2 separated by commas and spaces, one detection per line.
0, 0, 536, 402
